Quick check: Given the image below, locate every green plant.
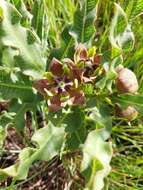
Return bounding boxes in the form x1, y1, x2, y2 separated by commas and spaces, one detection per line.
0, 0, 143, 189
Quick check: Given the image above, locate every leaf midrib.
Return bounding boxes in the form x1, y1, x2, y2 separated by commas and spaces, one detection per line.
81, 0, 87, 42
61, 37, 73, 59
0, 82, 32, 90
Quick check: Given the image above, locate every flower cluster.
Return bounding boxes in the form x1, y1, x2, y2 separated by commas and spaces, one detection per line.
33, 44, 101, 112
74, 44, 101, 80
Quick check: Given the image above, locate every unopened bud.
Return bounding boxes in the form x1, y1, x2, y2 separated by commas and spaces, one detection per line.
116, 68, 138, 93
115, 104, 138, 121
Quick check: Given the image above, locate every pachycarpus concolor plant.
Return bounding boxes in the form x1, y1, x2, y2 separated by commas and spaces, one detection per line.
34, 44, 101, 111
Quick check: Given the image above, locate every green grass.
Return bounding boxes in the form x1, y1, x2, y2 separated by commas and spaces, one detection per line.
107, 124, 143, 189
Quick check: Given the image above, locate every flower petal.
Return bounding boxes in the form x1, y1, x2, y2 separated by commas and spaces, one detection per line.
69, 90, 85, 106
83, 76, 96, 83
93, 54, 102, 66
63, 58, 75, 68
48, 96, 62, 112
74, 44, 88, 63
63, 58, 84, 82
49, 58, 63, 77
71, 66, 84, 82
33, 79, 52, 96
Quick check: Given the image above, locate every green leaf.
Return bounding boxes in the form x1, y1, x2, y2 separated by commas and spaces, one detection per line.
71, 0, 97, 43
0, 98, 40, 130
81, 128, 112, 190
84, 84, 94, 96
95, 77, 107, 90
96, 62, 117, 91
66, 124, 86, 150
1, 47, 18, 70
9, 99, 37, 130
109, 3, 134, 53
0, 71, 36, 102
0, 7, 3, 21
114, 94, 143, 114
32, 123, 65, 161
87, 103, 112, 139
0, 0, 46, 79
60, 26, 75, 59
48, 107, 86, 150
0, 122, 65, 180
47, 26, 74, 67
64, 107, 85, 133
48, 107, 85, 132
0, 69, 42, 129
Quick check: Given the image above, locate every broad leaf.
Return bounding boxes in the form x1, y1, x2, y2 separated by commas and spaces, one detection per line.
0, 122, 65, 180
0, 71, 36, 102
48, 107, 86, 150
0, 0, 46, 79
86, 103, 112, 139
66, 125, 86, 150
109, 3, 134, 53
71, 0, 97, 43
9, 99, 37, 130
48, 107, 85, 133
64, 107, 85, 133
47, 26, 74, 67
81, 128, 112, 190
0, 70, 42, 129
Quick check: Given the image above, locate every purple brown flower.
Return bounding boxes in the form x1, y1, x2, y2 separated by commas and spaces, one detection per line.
74, 44, 102, 80
33, 44, 102, 112
33, 58, 85, 112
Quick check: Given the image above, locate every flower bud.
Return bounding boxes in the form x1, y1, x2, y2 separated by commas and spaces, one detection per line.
115, 104, 138, 121
116, 68, 138, 93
